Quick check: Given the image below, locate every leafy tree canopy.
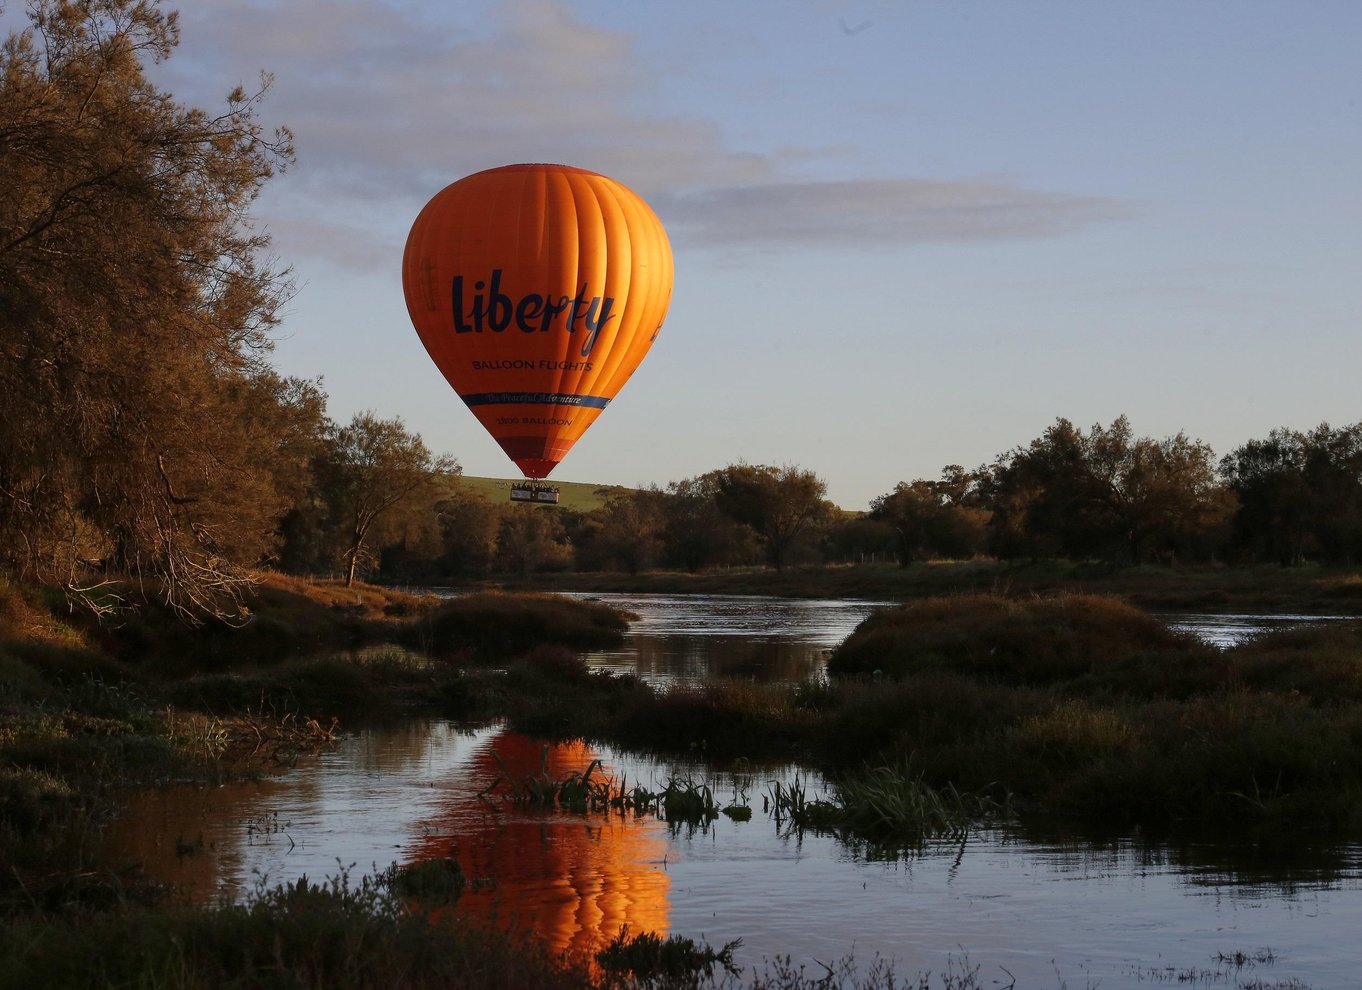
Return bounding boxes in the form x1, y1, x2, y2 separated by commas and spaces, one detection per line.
0, 0, 300, 619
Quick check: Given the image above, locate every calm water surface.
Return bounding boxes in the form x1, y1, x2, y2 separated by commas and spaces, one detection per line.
1164, 610, 1356, 648
565, 592, 895, 684
108, 594, 1362, 988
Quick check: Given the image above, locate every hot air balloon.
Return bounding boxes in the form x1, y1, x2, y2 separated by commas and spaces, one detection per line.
402, 164, 673, 501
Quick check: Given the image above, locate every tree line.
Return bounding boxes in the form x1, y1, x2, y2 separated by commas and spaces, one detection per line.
3, 2, 1358, 623
872, 416, 1362, 569
359, 415, 1362, 583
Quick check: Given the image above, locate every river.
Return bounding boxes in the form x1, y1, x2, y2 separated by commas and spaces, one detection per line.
105, 594, 1362, 988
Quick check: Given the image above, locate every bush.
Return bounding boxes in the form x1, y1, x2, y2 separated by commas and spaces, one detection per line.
412, 592, 630, 658
828, 593, 1210, 689
1228, 622, 1362, 703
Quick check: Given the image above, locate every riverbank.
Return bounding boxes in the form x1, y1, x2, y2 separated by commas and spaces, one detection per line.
0, 576, 628, 902
492, 558, 1362, 614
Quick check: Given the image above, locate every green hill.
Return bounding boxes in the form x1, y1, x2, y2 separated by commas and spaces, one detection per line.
453, 475, 632, 512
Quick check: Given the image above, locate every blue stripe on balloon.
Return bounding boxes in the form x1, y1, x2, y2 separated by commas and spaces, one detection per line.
462, 392, 612, 409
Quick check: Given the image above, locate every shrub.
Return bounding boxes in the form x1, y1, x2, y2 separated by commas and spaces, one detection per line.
828, 593, 1210, 689
1228, 622, 1362, 703
413, 592, 630, 659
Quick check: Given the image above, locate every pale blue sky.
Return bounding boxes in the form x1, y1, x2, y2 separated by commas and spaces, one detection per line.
18, 0, 1362, 508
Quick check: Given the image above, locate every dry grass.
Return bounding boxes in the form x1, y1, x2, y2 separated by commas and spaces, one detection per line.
0, 577, 90, 650
407, 590, 631, 658
828, 592, 1209, 687
251, 572, 438, 619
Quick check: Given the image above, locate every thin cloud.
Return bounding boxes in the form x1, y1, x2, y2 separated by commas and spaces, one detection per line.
160, 0, 1124, 265
262, 214, 398, 273
166, 0, 769, 200
657, 178, 1129, 248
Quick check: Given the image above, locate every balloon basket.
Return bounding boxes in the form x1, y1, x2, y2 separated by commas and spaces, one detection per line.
509, 481, 560, 505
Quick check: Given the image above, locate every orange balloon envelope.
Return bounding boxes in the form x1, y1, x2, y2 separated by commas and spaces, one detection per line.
402, 164, 674, 479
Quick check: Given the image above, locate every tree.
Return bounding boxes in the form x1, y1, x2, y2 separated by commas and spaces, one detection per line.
1220, 430, 1312, 565
980, 419, 1096, 560
982, 417, 1229, 563
1221, 423, 1362, 565
1119, 432, 1232, 563
495, 505, 571, 575
822, 514, 896, 565
316, 413, 457, 586
871, 466, 988, 565
0, 0, 298, 618
434, 486, 505, 577
709, 464, 832, 571
1299, 423, 1362, 563
658, 477, 759, 572
573, 488, 667, 573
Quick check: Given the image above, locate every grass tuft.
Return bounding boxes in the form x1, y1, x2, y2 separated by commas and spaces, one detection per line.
767, 766, 1004, 845
596, 925, 743, 984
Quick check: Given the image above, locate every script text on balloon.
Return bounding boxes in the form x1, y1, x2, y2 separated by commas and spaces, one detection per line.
451, 269, 617, 358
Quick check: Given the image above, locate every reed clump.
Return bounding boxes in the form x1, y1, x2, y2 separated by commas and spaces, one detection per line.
596, 926, 743, 984
384, 857, 466, 905
479, 745, 729, 826
767, 767, 1004, 845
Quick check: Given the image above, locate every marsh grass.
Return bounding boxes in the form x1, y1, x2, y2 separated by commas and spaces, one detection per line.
384, 857, 466, 905
767, 767, 1003, 844
596, 926, 743, 984
660, 778, 721, 825
480, 745, 608, 810
163, 707, 339, 767
407, 591, 632, 658
0, 865, 599, 990
479, 745, 730, 826
0, 857, 1020, 990
746, 952, 991, 990
1130, 947, 1292, 988
832, 765, 1006, 838
827, 593, 1211, 689
0, 764, 75, 836
480, 595, 1362, 832
766, 776, 843, 832
1011, 699, 1136, 761
1229, 622, 1362, 702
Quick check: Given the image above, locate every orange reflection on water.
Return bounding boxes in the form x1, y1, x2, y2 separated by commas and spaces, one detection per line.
409, 733, 672, 959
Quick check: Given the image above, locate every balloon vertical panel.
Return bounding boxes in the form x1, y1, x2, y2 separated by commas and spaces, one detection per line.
402, 164, 673, 480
